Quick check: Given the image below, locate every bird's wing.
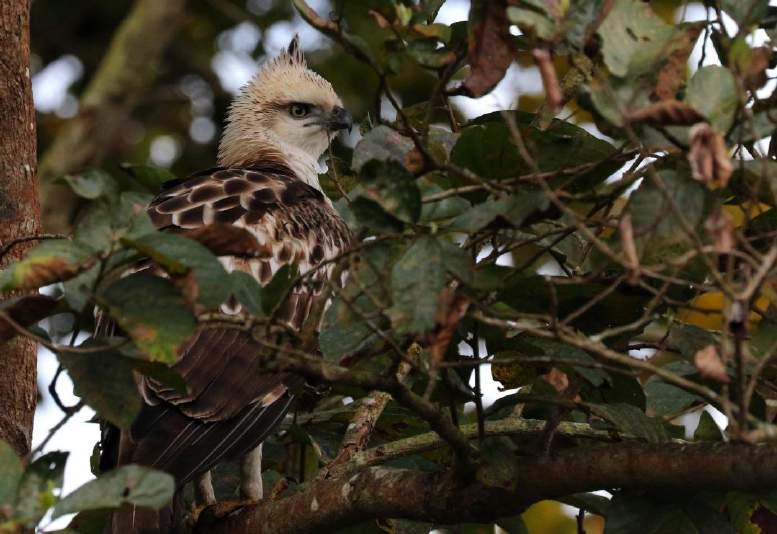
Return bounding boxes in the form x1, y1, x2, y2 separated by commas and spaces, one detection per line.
117, 163, 350, 485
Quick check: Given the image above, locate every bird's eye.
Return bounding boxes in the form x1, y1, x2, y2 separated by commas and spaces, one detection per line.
289, 103, 311, 118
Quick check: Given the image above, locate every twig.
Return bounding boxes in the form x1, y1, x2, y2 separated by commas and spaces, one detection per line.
0, 234, 66, 262
31, 401, 84, 456
318, 358, 413, 480
329, 416, 687, 478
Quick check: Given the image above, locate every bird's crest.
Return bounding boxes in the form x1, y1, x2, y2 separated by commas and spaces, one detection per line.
218, 34, 342, 173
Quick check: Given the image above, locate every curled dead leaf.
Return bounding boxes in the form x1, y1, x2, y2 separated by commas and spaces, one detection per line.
704, 208, 736, 254
619, 213, 640, 284
542, 367, 570, 393
740, 46, 772, 90
694, 344, 730, 384
404, 147, 426, 175
688, 123, 732, 188
368, 9, 390, 29
626, 100, 705, 125
462, 0, 512, 97
429, 291, 470, 366
653, 25, 703, 100
532, 48, 562, 112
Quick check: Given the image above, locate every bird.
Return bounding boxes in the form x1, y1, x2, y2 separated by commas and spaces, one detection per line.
102, 36, 353, 533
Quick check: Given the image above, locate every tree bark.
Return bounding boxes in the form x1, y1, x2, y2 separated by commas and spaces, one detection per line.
38, 0, 187, 233
0, 0, 40, 458
198, 441, 777, 533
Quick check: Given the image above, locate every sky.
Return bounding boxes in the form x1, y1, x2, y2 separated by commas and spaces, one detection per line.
28, 1, 769, 530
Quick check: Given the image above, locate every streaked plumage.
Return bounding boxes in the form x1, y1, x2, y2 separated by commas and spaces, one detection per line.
104, 36, 352, 533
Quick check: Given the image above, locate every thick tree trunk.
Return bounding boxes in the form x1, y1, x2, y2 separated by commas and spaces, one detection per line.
0, 0, 40, 458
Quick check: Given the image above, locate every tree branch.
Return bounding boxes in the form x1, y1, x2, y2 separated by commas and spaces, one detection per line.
198, 441, 777, 534
328, 417, 681, 478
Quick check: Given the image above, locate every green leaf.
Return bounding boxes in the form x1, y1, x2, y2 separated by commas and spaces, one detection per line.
15, 451, 68, 526
447, 192, 549, 232
62, 263, 101, 313
99, 274, 197, 363
229, 270, 264, 316
694, 410, 724, 441
685, 66, 738, 133
72, 191, 155, 255
320, 242, 397, 360
352, 126, 415, 173
412, 22, 451, 42
418, 180, 471, 223
260, 264, 298, 316
129, 232, 231, 309
0, 239, 93, 291
342, 196, 404, 234
406, 38, 456, 68
0, 439, 23, 509
62, 170, 119, 200
358, 160, 422, 224
589, 403, 670, 443
58, 345, 143, 428
480, 271, 650, 334
628, 168, 708, 264
565, 0, 605, 49
52, 465, 174, 519
507, 7, 556, 40
388, 236, 446, 334
721, 0, 768, 27
453, 111, 620, 190
530, 337, 610, 387
597, 0, 677, 78
646, 379, 701, 417
668, 324, 716, 359
118, 163, 177, 194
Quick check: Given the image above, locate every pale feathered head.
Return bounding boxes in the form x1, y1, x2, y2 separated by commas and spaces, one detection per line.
219, 36, 351, 169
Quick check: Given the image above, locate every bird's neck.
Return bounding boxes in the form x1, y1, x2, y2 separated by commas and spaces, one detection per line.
277, 142, 326, 191
218, 132, 324, 191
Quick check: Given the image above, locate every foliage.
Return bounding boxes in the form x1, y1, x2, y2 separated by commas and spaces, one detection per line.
7, 0, 777, 532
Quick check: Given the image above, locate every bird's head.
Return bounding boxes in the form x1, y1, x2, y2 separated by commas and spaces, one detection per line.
219, 36, 352, 169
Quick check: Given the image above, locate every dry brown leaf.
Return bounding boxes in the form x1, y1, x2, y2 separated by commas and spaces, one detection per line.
626, 100, 705, 125
741, 46, 772, 90
542, 368, 570, 393
533, 48, 562, 112
368, 9, 390, 29
694, 344, 730, 384
688, 123, 733, 188
404, 147, 425, 175
0, 294, 60, 344
653, 25, 703, 100
183, 223, 268, 258
704, 208, 736, 254
462, 0, 512, 97
619, 213, 640, 284
429, 291, 470, 366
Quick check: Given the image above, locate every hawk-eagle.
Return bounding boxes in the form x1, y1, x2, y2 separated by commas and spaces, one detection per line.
104, 36, 352, 533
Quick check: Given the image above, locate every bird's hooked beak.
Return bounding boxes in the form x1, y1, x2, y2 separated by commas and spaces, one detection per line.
327, 106, 353, 133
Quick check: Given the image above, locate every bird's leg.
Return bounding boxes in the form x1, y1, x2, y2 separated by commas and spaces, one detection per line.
240, 443, 263, 500
194, 470, 216, 506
